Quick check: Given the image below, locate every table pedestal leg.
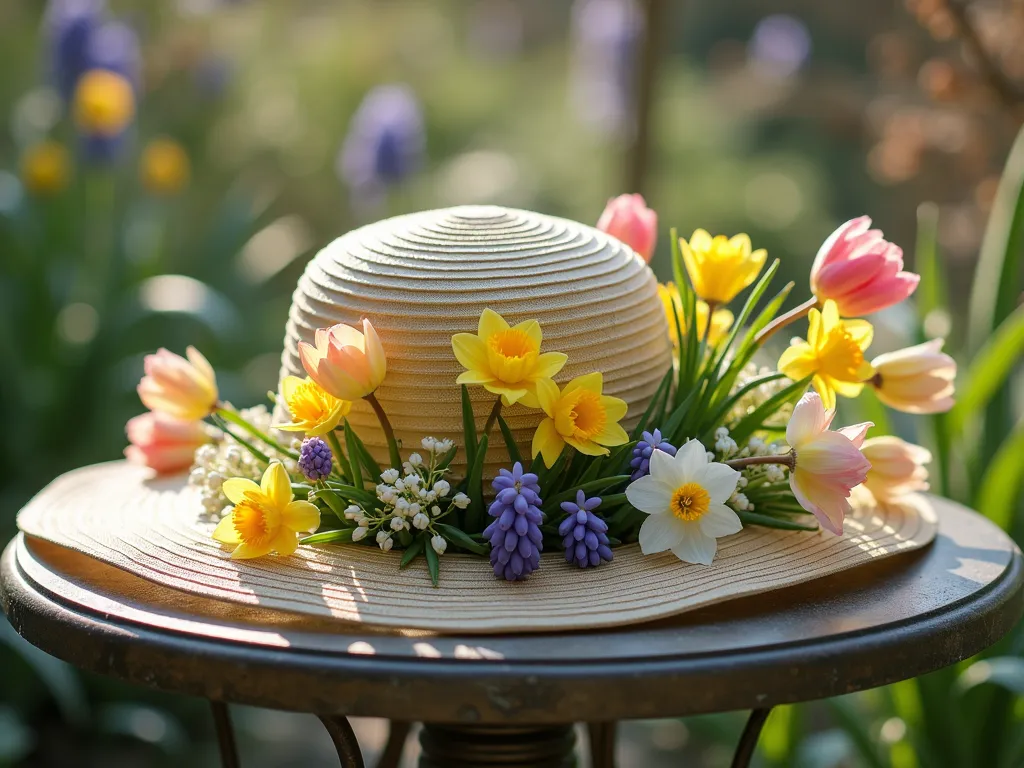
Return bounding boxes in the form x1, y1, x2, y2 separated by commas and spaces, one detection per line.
418, 724, 576, 767
730, 707, 772, 768
588, 721, 616, 768
319, 715, 366, 768
210, 701, 239, 768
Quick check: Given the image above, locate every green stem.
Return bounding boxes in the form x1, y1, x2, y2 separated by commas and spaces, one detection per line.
365, 392, 402, 469
725, 453, 795, 470
216, 406, 299, 460
210, 413, 271, 465
326, 430, 350, 482
482, 396, 502, 439
754, 296, 819, 344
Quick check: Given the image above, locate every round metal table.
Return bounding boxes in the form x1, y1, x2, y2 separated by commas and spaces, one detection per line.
2, 496, 1022, 767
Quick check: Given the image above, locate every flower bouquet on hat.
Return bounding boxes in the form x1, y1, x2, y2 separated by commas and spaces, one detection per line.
122, 200, 952, 589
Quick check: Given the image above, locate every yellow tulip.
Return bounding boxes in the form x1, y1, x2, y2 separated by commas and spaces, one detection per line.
777, 300, 874, 410
73, 69, 135, 137
658, 282, 733, 346
275, 376, 351, 436
452, 308, 567, 407
21, 141, 70, 196
531, 373, 629, 467
213, 462, 320, 559
680, 229, 766, 305
299, 319, 387, 402
137, 346, 218, 421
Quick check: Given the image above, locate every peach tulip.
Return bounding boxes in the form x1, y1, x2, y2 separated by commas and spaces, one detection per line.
125, 412, 211, 474
810, 216, 919, 317
870, 339, 956, 414
299, 318, 387, 402
596, 193, 657, 263
786, 392, 872, 535
860, 436, 931, 502
137, 346, 218, 421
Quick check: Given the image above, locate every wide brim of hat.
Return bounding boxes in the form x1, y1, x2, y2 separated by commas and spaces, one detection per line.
16, 462, 938, 634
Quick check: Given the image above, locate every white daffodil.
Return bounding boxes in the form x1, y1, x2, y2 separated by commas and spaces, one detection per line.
625, 439, 742, 565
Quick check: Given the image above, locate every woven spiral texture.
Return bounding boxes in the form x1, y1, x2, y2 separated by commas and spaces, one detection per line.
278, 206, 673, 479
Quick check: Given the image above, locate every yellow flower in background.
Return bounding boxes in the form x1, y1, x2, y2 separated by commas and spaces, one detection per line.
532, 373, 629, 467
658, 282, 734, 346
680, 229, 767, 305
275, 376, 350, 436
20, 141, 70, 196
213, 462, 320, 559
452, 308, 567, 407
73, 69, 135, 137
140, 137, 190, 195
778, 300, 874, 410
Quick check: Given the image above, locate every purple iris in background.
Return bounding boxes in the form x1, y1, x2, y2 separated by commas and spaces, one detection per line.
337, 84, 425, 212
85, 19, 142, 92
46, 0, 106, 100
569, 0, 642, 138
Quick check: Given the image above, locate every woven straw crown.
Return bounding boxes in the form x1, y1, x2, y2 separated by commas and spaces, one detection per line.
277, 205, 673, 479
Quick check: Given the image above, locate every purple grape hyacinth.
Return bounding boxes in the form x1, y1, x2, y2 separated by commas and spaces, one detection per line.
483, 462, 544, 581
298, 437, 333, 482
629, 428, 677, 481
559, 490, 613, 568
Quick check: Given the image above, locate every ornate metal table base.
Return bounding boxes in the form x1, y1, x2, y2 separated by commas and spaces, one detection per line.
207, 708, 773, 768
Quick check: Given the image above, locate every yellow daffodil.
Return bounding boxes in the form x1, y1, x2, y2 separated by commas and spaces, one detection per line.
452, 308, 567, 407
532, 373, 629, 467
21, 141, 70, 196
658, 282, 734, 346
73, 69, 135, 137
680, 229, 766, 305
275, 376, 351, 436
213, 462, 320, 559
140, 137, 190, 196
778, 300, 874, 410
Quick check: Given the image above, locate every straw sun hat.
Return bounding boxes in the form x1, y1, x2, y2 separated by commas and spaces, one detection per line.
16, 207, 938, 633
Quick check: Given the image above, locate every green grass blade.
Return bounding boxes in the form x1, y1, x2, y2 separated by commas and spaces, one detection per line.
434, 523, 488, 555
461, 384, 476, 469
915, 202, 946, 325
951, 304, 1024, 435
737, 510, 818, 531
728, 375, 812, 446
463, 434, 488, 533
423, 538, 440, 586
975, 418, 1024, 532
301, 528, 354, 545
345, 422, 382, 483
343, 421, 363, 486
400, 535, 426, 568
496, 414, 523, 466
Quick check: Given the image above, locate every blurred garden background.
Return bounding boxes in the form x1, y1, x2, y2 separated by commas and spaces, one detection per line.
2, 0, 1023, 765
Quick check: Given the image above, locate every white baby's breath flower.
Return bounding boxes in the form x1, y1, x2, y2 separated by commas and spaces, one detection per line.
452, 492, 470, 509
355, 515, 368, 527
408, 502, 421, 515
408, 453, 422, 467
381, 536, 394, 552
375, 530, 389, 545
344, 504, 361, 519
381, 468, 400, 484
431, 535, 447, 555
433, 480, 450, 497
207, 472, 225, 491
435, 438, 454, 454
352, 527, 368, 542
390, 517, 406, 532
431, 505, 442, 516
421, 436, 437, 452
394, 479, 405, 491
412, 512, 430, 530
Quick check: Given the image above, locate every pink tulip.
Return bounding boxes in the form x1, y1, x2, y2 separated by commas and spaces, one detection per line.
860, 436, 931, 502
786, 392, 872, 535
596, 193, 657, 263
810, 216, 919, 317
870, 338, 956, 414
137, 346, 218, 421
124, 412, 211, 474
298, 318, 387, 401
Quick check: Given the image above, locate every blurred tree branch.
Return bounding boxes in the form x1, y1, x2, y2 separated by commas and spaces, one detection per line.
941, 0, 1024, 116
626, 0, 670, 195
